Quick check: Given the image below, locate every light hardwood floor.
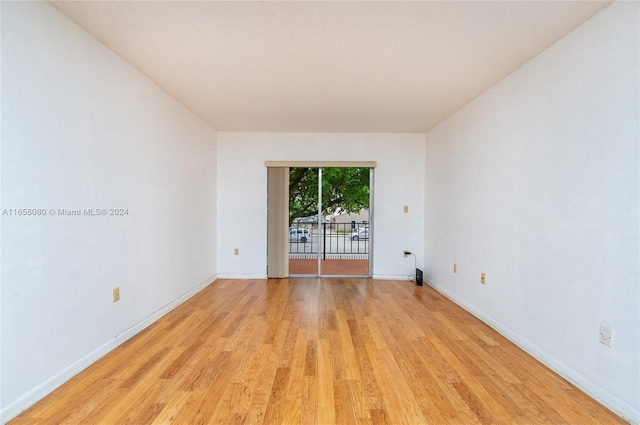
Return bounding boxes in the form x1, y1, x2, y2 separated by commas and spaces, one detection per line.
10, 278, 625, 424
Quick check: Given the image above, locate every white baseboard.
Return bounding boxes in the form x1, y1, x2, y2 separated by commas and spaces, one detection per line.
221, 274, 407, 281
1, 274, 217, 425
426, 278, 639, 425
216, 273, 268, 279
372, 274, 413, 281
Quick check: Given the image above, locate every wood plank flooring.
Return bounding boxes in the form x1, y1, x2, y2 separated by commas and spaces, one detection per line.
10, 278, 625, 424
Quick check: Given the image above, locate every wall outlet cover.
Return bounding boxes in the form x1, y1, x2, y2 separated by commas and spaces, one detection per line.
599, 323, 612, 347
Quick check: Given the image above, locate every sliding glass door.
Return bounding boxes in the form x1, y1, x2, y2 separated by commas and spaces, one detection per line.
316, 167, 370, 276
287, 166, 372, 277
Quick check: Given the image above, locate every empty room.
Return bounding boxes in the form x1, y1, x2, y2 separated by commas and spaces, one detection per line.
1, 1, 638, 424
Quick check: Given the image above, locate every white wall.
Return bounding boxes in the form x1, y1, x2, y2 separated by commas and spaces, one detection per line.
424, 1, 639, 422
217, 132, 425, 279
1, 2, 218, 421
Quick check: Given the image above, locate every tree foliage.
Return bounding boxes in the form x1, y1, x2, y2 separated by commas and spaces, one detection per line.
289, 167, 370, 224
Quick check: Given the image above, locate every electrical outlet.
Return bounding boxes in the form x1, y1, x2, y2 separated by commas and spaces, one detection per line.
234, 248, 239, 255
480, 272, 486, 284
453, 263, 457, 273
599, 323, 612, 347
403, 252, 408, 258
403, 205, 409, 213
112, 287, 120, 303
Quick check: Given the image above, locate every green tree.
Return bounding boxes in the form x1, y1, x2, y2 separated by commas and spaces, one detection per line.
289, 167, 370, 225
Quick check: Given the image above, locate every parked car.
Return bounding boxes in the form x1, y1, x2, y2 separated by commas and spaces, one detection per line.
350, 228, 369, 241
289, 228, 310, 243
297, 216, 316, 224
296, 216, 328, 225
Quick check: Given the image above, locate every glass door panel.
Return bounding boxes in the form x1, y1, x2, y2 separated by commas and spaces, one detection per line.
319, 167, 371, 276
288, 167, 320, 275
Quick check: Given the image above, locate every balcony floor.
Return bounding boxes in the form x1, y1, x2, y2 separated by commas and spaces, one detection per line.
289, 258, 369, 275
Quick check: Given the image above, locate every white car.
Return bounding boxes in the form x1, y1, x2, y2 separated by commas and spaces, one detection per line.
289, 228, 310, 243
350, 228, 369, 241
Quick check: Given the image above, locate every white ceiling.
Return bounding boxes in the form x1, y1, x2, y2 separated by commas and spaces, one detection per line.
51, 1, 611, 133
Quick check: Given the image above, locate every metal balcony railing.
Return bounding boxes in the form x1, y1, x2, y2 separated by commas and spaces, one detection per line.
288, 221, 369, 259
